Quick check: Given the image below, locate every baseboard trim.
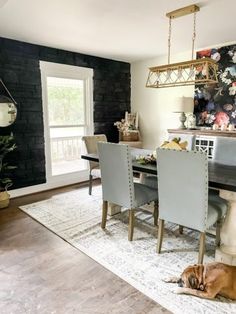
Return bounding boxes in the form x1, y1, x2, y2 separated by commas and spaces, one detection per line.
9, 175, 89, 199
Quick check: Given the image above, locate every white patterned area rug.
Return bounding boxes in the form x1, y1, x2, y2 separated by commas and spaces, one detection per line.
20, 186, 236, 314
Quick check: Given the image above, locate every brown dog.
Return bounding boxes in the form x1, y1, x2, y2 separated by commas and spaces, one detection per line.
165, 262, 236, 300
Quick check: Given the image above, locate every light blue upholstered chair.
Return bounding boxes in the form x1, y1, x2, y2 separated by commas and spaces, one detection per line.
143, 134, 195, 190
98, 142, 159, 241
213, 137, 236, 165
82, 134, 107, 195
210, 137, 236, 196
156, 148, 228, 264
142, 175, 158, 190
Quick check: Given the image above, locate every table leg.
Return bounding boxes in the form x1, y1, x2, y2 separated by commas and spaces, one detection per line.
215, 190, 236, 265
139, 173, 146, 183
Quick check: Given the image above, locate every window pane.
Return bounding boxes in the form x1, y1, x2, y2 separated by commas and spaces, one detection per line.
50, 127, 84, 138
50, 127, 87, 176
47, 77, 85, 126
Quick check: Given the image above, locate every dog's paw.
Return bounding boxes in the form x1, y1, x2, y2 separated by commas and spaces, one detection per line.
163, 276, 179, 283
173, 287, 185, 294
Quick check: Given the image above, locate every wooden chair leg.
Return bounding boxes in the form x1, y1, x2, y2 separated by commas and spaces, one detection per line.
128, 209, 135, 241
198, 232, 206, 264
179, 225, 184, 234
101, 201, 108, 229
215, 221, 221, 247
153, 201, 159, 226
89, 174, 93, 195
157, 219, 164, 253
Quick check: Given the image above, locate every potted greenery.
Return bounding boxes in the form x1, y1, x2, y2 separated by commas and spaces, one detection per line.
0, 135, 17, 208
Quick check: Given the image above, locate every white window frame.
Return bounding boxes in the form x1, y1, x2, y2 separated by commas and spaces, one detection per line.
40, 61, 93, 185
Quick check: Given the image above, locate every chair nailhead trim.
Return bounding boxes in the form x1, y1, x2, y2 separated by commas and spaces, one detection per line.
126, 145, 134, 208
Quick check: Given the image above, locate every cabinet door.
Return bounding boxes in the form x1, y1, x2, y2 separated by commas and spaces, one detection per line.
195, 137, 215, 159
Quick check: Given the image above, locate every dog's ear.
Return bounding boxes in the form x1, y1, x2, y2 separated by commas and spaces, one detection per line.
188, 274, 199, 289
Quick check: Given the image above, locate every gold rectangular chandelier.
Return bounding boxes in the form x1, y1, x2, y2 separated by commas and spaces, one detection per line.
146, 4, 218, 89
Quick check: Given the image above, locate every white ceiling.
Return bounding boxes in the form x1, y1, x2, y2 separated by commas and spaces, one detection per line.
0, 0, 235, 62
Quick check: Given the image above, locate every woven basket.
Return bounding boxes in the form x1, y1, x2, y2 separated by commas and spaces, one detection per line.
122, 131, 139, 141
0, 191, 10, 208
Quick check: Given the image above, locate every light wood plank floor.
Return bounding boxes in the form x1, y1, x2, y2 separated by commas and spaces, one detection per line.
0, 182, 171, 314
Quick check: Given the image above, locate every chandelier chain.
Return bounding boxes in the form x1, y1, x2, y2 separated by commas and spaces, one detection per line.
168, 17, 172, 64
192, 12, 197, 60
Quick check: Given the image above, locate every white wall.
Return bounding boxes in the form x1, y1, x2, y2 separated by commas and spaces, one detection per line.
131, 51, 194, 149
131, 40, 236, 149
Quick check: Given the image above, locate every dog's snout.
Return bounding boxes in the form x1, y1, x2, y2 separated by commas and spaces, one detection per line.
177, 278, 184, 287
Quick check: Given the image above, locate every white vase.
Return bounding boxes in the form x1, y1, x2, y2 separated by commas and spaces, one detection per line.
228, 124, 235, 131
220, 124, 227, 131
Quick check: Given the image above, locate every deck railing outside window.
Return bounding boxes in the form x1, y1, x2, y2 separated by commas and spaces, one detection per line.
51, 135, 82, 161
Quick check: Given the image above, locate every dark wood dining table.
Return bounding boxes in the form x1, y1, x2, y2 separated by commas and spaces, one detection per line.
81, 148, 236, 266
81, 150, 236, 192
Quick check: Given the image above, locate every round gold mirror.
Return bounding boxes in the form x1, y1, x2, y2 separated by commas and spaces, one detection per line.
0, 95, 17, 127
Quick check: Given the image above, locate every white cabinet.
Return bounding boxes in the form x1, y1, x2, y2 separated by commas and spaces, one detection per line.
195, 136, 215, 159
168, 129, 236, 161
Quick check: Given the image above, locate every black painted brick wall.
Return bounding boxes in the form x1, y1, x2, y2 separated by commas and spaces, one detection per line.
0, 37, 130, 189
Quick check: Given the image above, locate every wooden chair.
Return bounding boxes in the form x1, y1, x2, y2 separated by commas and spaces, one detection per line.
82, 134, 107, 195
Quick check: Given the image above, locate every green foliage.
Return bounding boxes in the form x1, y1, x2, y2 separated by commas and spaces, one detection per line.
0, 136, 17, 191
48, 85, 84, 126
